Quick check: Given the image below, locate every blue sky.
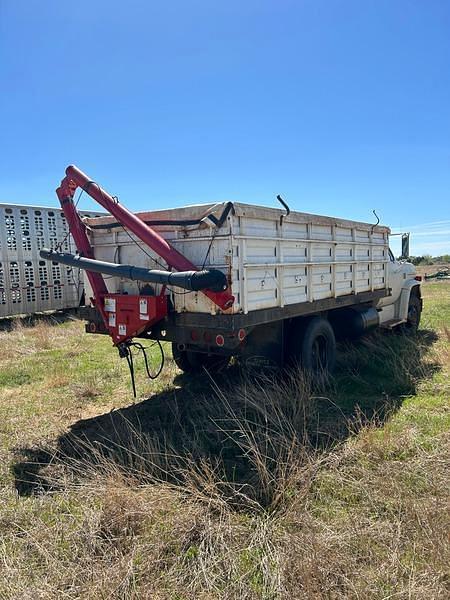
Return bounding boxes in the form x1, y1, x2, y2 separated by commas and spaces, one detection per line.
1, 0, 449, 256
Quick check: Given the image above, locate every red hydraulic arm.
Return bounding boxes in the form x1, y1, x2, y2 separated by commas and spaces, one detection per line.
56, 176, 109, 324
56, 165, 234, 312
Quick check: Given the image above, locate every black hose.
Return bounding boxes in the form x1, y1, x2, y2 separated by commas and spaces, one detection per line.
88, 201, 234, 230
125, 350, 136, 398
122, 340, 165, 398
40, 249, 228, 293
129, 340, 165, 380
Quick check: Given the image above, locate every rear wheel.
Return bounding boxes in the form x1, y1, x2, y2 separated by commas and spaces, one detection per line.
172, 343, 230, 373
288, 316, 336, 376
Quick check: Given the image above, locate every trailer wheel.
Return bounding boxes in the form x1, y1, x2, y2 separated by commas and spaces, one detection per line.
172, 343, 230, 374
289, 317, 336, 376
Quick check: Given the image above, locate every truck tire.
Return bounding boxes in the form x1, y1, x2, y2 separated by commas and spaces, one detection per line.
172, 343, 230, 374
403, 294, 422, 332
289, 317, 336, 376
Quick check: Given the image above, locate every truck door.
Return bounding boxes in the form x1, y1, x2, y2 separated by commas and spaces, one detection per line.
387, 248, 405, 304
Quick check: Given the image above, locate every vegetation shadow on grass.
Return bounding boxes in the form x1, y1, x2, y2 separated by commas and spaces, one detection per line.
0, 309, 78, 332
12, 328, 440, 508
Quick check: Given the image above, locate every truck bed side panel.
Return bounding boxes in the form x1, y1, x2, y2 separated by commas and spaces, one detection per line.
86, 202, 389, 316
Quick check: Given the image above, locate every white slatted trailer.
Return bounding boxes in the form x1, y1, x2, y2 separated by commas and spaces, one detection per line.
0, 204, 102, 319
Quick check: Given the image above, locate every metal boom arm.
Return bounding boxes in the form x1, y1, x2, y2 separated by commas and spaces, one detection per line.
56, 165, 234, 311
40, 249, 229, 293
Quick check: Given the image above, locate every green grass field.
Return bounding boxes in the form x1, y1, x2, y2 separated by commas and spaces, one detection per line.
0, 282, 448, 599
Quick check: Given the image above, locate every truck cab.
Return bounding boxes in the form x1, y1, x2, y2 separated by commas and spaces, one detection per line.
377, 249, 422, 329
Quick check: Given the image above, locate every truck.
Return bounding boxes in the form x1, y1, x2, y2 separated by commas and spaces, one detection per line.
41, 166, 422, 390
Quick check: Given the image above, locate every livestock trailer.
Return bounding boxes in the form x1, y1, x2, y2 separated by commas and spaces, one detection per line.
0, 203, 102, 318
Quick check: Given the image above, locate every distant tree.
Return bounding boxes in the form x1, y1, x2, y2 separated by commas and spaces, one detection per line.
395, 255, 448, 266
409, 255, 434, 266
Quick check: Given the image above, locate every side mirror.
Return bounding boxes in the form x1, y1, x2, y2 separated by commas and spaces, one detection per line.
401, 233, 410, 259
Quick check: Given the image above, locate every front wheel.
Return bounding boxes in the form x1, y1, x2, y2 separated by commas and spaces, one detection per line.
403, 295, 422, 333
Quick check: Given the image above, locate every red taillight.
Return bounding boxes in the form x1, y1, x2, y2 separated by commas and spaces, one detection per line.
190, 329, 199, 341
415, 275, 422, 281
238, 328, 246, 341
215, 334, 225, 347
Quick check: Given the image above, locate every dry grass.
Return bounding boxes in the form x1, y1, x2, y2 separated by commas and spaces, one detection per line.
0, 282, 449, 599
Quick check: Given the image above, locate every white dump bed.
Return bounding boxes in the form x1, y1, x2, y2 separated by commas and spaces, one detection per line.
85, 202, 390, 315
